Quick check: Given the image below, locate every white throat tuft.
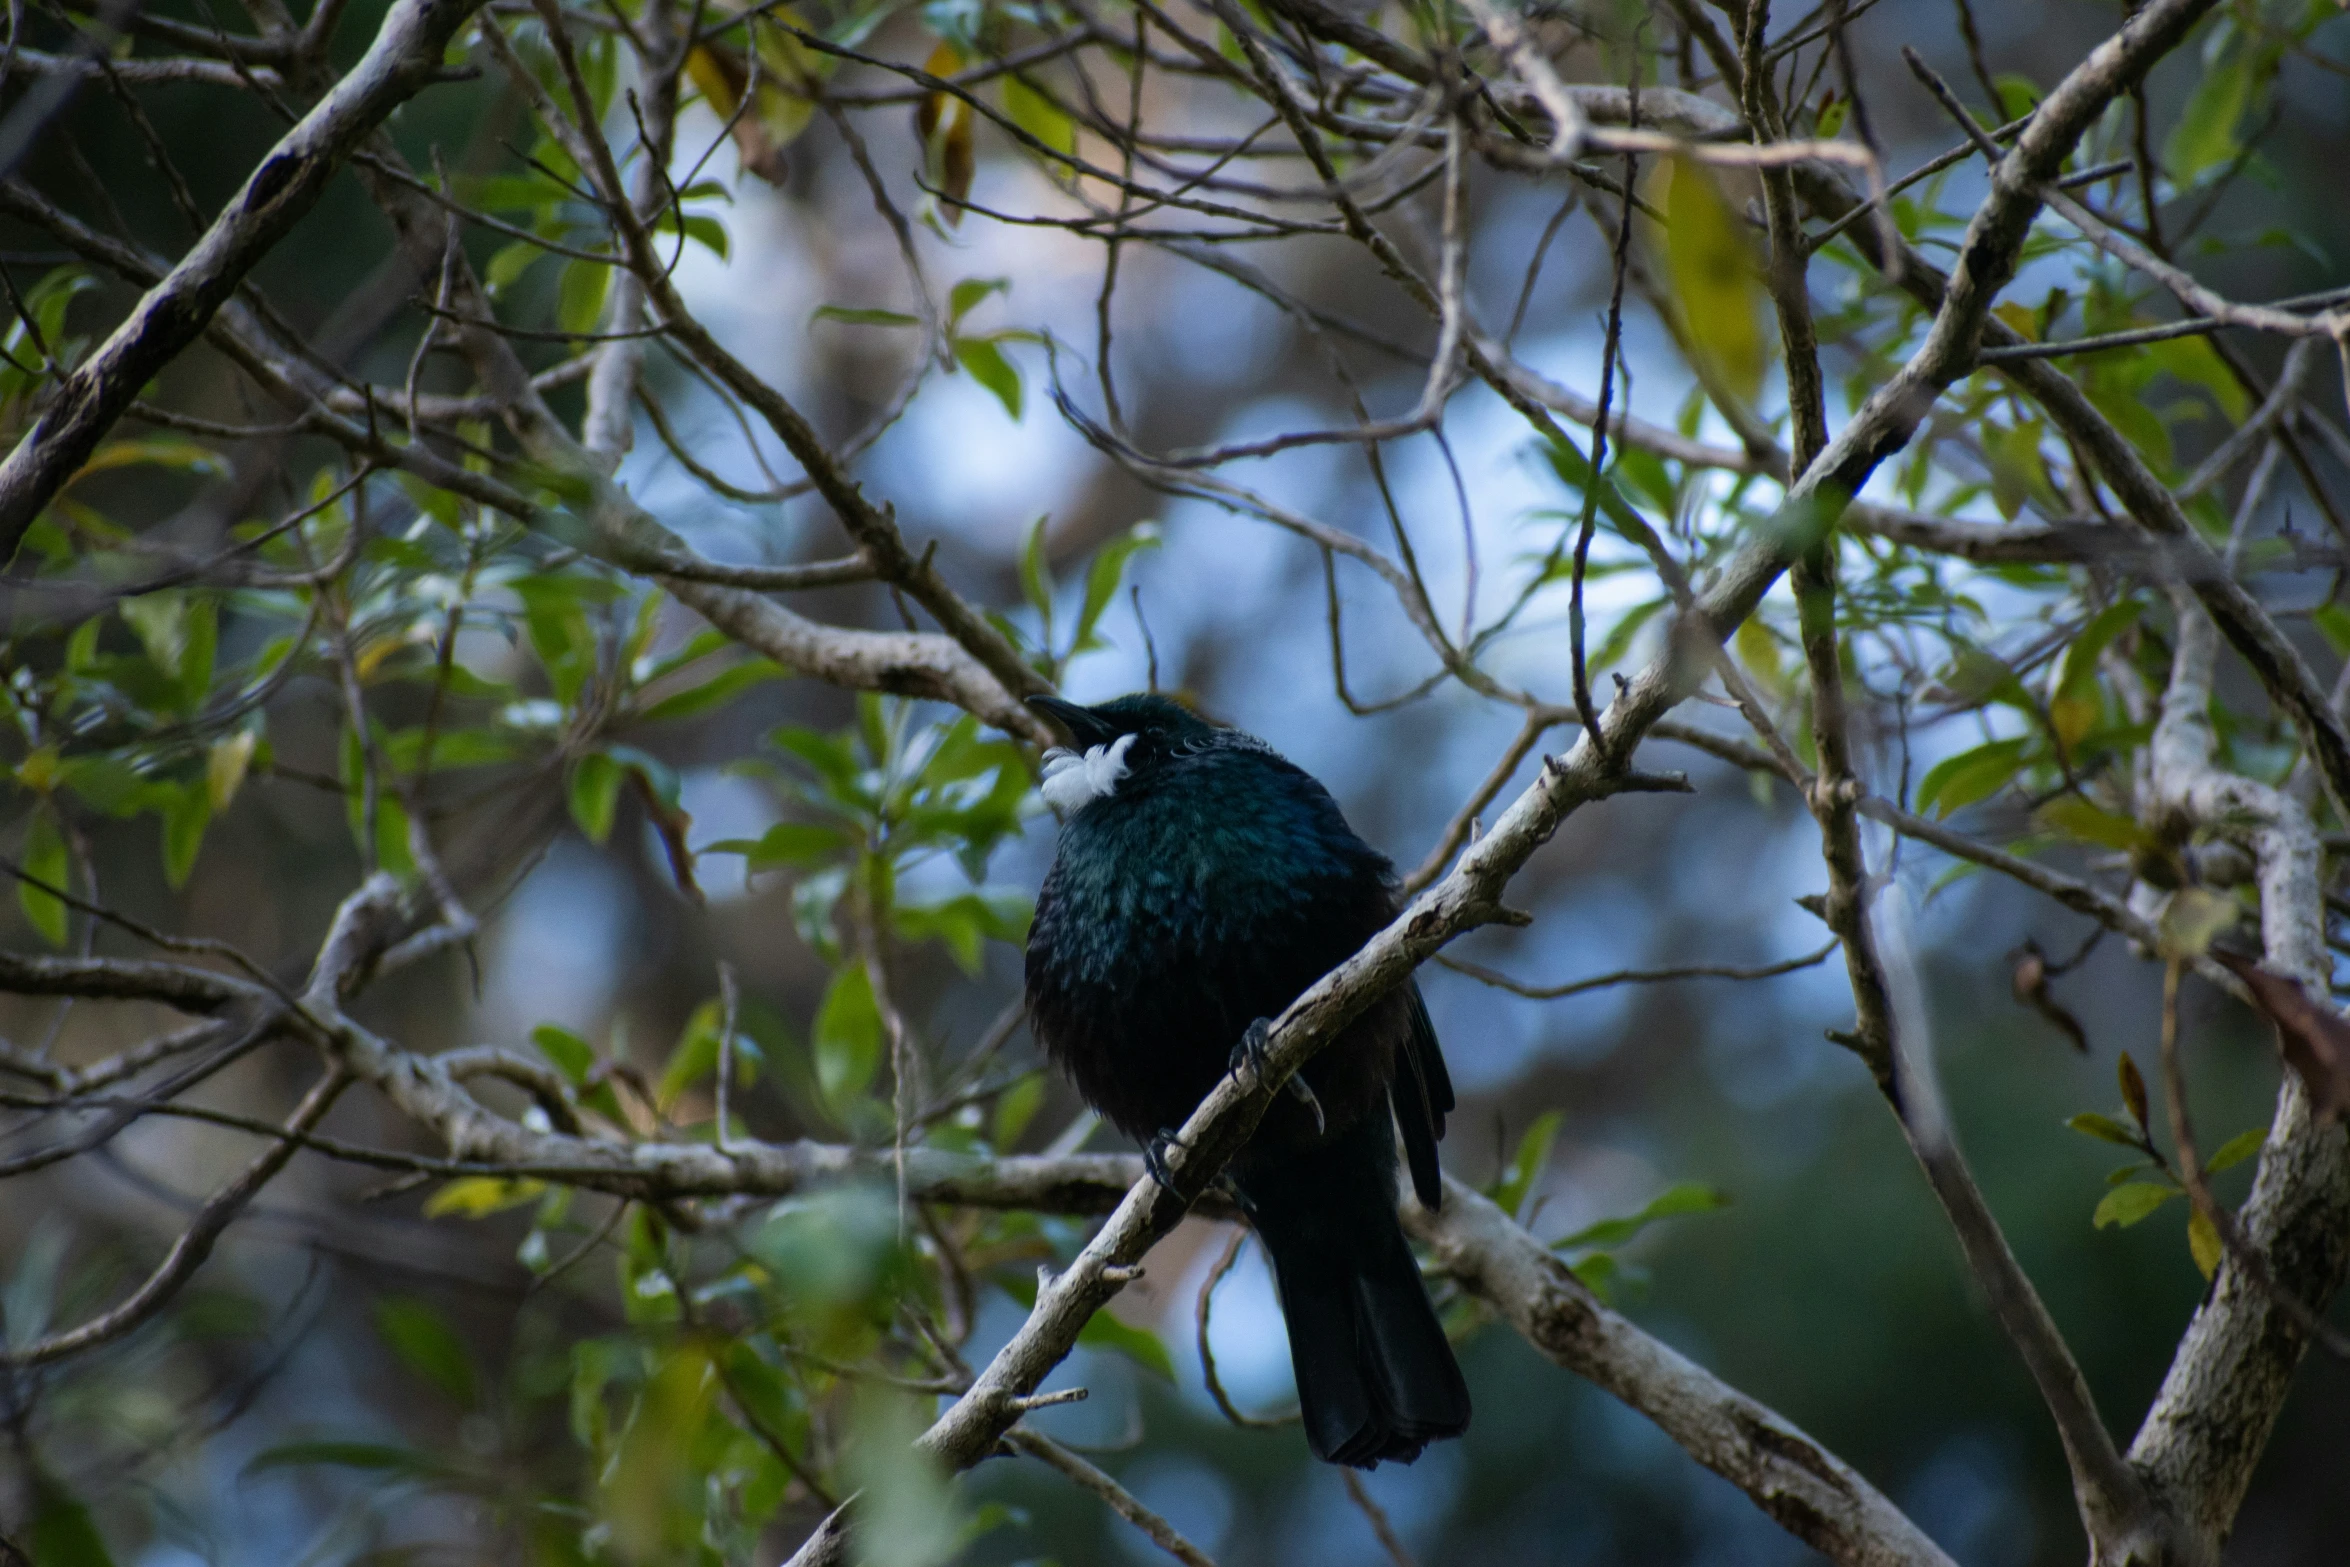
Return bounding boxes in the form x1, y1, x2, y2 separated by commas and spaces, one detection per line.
1040, 733, 1137, 814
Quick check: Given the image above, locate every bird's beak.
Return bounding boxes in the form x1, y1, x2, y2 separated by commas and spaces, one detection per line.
1025, 695, 1119, 749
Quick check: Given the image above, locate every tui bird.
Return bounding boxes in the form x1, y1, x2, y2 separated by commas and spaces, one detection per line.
1022, 692, 1470, 1468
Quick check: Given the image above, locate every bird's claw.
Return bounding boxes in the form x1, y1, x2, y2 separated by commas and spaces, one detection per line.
1285, 1074, 1326, 1136
1228, 1017, 1275, 1081
1143, 1129, 1186, 1198
1229, 1018, 1325, 1135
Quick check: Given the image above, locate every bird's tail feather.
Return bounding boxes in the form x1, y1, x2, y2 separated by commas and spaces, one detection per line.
1238, 1116, 1471, 1468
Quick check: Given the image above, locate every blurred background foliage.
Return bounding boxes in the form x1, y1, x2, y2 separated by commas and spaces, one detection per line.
3, 0, 2350, 1560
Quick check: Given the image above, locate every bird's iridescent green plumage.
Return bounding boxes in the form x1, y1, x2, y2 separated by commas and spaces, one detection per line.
1023, 693, 1468, 1467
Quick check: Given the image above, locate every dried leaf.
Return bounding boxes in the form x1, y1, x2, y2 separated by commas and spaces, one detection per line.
2118, 1051, 2151, 1131
2210, 950, 2350, 1123
2012, 945, 2088, 1052
631, 770, 704, 907
917, 42, 975, 222
685, 42, 801, 185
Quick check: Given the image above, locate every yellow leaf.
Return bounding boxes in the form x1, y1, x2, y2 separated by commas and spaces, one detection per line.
2187, 1208, 2223, 1279
2037, 795, 2147, 851
354, 630, 407, 681
2049, 693, 2097, 753
15, 745, 59, 793
207, 730, 256, 813
2158, 887, 2239, 961
423, 1176, 545, 1219
1734, 616, 1782, 697
685, 38, 809, 185
1659, 158, 1767, 405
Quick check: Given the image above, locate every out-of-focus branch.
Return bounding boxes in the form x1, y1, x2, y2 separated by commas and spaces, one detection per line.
0, 948, 262, 1012
0, 0, 491, 559
1005, 1430, 1220, 1567
0, 1067, 349, 1368
491, 5, 1053, 721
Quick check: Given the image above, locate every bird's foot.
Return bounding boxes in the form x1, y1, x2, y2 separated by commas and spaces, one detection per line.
1285, 1074, 1326, 1136
1229, 1018, 1326, 1135
1143, 1129, 1187, 1198
1228, 1017, 1275, 1081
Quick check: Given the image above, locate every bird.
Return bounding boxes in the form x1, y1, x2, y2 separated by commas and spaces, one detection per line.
1021, 691, 1470, 1468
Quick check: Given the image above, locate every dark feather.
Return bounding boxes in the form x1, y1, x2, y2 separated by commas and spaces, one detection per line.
1391, 983, 1453, 1210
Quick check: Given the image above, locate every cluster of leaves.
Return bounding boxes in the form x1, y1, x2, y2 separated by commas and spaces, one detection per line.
2067, 1051, 2263, 1279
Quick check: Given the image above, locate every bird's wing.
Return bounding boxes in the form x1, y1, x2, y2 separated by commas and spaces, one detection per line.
1391, 982, 1454, 1209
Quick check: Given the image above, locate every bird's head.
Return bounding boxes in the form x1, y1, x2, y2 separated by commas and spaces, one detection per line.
1025, 692, 1219, 814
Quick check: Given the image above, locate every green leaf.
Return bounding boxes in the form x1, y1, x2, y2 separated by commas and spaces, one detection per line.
1492, 1111, 1562, 1220
1981, 420, 2055, 521
2166, 47, 2252, 182
658, 997, 764, 1111
1553, 1181, 1732, 1252
599, 1343, 723, 1561
18, 805, 69, 947
1018, 514, 1054, 623
2093, 1181, 2181, 1229
2066, 1111, 2144, 1148
635, 657, 782, 724
705, 821, 848, 871
2204, 1128, 2265, 1174
1661, 157, 1767, 403
162, 779, 208, 889
1003, 74, 1075, 158
812, 304, 923, 328
532, 1023, 598, 1086
954, 336, 1023, 419
814, 965, 883, 1106
948, 277, 1009, 327
892, 890, 1032, 974
2146, 334, 2250, 423
1078, 1308, 1175, 1381
1915, 736, 2029, 818
485, 238, 545, 292
2050, 599, 2142, 750
28, 1470, 117, 1567
992, 1073, 1046, 1149
570, 753, 627, 845
842, 1388, 963, 1567
177, 595, 217, 715
1075, 523, 1161, 650
557, 257, 613, 338
374, 1297, 478, 1406
120, 592, 190, 682
1594, 596, 1670, 673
